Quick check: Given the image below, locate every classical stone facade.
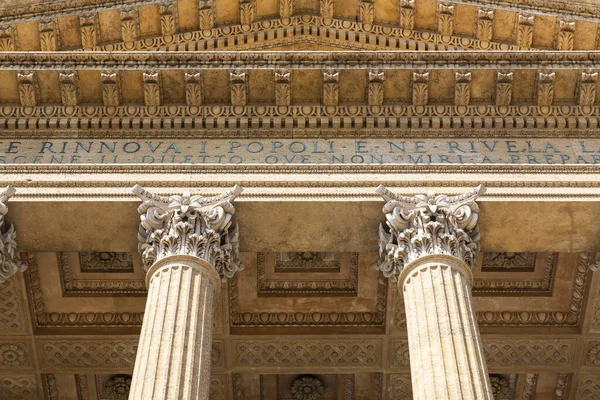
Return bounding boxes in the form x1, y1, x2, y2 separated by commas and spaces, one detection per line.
1, 0, 600, 399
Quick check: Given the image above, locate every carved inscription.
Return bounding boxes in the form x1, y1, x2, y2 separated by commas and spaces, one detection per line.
1, 139, 600, 165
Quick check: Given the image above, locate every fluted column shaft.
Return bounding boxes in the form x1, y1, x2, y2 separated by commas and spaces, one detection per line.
400, 255, 492, 400
130, 255, 220, 400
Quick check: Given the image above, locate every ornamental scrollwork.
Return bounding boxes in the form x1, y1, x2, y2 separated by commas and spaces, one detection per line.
374, 185, 485, 280
133, 184, 243, 278
0, 186, 27, 284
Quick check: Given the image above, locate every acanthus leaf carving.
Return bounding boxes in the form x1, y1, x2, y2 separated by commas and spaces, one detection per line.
120, 7, 139, 42
495, 71, 513, 106
476, 8, 494, 42
240, 0, 256, 26
359, 0, 374, 26
374, 185, 485, 280
185, 70, 204, 106
230, 70, 248, 107
368, 69, 385, 107
280, 0, 294, 19
412, 71, 429, 106
320, 0, 334, 20
100, 70, 121, 107
398, 0, 415, 31
39, 19, 59, 51
537, 71, 555, 107
143, 69, 162, 107
132, 184, 243, 278
437, 2, 454, 37
59, 70, 80, 106
17, 71, 38, 108
0, 25, 17, 51
160, 2, 178, 37
198, 0, 215, 30
516, 13, 534, 48
579, 71, 597, 106
454, 71, 472, 106
323, 69, 339, 112
275, 69, 291, 107
79, 13, 99, 49
556, 19, 575, 51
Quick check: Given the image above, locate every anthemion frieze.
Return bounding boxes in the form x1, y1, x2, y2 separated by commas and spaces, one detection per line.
2, 0, 600, 398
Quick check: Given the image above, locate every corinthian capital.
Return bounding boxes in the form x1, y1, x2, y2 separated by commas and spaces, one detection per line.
132, 185, 243, 278
374, 185, 485, 280
0, 186, 27, 283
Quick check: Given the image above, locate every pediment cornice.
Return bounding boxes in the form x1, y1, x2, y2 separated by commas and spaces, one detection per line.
0, 0, 595, 52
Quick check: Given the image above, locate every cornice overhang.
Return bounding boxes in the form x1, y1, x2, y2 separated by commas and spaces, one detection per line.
1, 50, 599, 69
454, 0, 600, 21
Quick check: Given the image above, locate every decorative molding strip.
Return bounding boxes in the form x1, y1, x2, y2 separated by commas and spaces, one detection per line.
233, 338, 382, 368
38, 338, 138, 369
6, 50, 600, 70
392, 338, 576, 367
0, 276, 27, 333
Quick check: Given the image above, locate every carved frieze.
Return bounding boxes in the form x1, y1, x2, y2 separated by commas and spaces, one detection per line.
38, 339, 138, 369
0, 187, 26, 284
0, 375, 38, 400
0, 276, 27, 333
481, 252, 536, 272
79, 252, 134, 273
375, 185, 484, 280
133, 185, 243, 277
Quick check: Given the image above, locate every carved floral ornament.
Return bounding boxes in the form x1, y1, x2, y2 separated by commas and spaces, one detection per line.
132, 184, 243, 278
290, 375, 324, 400
374, 184, 485, 280
0, 186, 27, 284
